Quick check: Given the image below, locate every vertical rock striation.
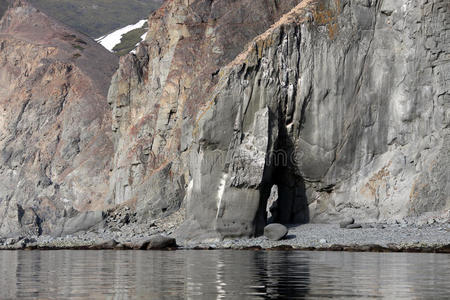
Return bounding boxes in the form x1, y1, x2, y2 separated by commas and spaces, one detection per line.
0, 0, 448, 240
0, 1, 117, 236
187, 0, 449, 238
107, 0, 301, 222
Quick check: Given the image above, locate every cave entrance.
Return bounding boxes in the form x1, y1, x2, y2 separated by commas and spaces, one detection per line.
255, 166, 309, 235
253, 113, 310, 236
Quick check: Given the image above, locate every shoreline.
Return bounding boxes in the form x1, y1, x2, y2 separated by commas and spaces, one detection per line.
1, 244, 449, 254
1, 223, 449, 253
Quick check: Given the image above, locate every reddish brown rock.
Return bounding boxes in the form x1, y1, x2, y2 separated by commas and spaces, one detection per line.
0, 0, 118, 236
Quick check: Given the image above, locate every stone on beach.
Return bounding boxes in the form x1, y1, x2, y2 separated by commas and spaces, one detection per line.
264, 224, 288, 241
340, 217, 355, 228
125, 235, 177, 250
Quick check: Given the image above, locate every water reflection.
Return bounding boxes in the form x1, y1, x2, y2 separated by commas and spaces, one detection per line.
184, 251, 310, 299
0, 250, 449, 299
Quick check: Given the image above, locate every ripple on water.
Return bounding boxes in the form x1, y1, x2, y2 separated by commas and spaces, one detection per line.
0, 250, 449, 299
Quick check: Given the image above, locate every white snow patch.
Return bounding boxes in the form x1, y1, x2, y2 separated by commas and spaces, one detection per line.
130, 32, 148, 54
96, 19, 147, 52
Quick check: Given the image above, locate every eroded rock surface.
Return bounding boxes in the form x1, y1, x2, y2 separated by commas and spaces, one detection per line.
0, 0, 448, 242
107, 0, 301, 225
186, 0, 449, 238
0, 1, 117, 236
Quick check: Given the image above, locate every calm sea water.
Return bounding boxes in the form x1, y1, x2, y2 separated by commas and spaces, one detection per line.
0, 250, 449, 299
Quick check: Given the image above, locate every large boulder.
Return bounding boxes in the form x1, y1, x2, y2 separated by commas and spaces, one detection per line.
264, 224, 288, 241
125, 235, 177, 250
340, 217, 355, 229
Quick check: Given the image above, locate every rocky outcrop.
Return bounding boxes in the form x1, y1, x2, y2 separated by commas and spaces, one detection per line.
107, 0, 301, 222
186, 0, 449, 238
0, 0, 448, 242
0, 1, 117, 236
107, 0, 449, 240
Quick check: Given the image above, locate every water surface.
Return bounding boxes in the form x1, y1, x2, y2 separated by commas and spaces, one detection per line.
0, 250, 449, 299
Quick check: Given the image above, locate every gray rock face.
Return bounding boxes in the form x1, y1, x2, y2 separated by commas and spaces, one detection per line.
106, 0, 301, 224
264, 223, 288, 241
0, 0, 448, 242
184, 0, 449, 238
54, 211, 106, 237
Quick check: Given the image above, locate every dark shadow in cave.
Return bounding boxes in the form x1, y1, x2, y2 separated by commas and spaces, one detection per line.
254, 121, 309, 236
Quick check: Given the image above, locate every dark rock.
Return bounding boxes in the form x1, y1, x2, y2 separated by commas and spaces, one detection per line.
90, 239, 118, 249
346, 224, 363, 229
144, 235, 177, 250
340, 217, 355, 228
5, 238, 18, 246
114, 243, 126, 250
264, 223, 288, 241
126, 235, 177, 250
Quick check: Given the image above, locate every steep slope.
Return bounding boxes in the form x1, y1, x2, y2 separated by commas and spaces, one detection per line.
187, 0, 449, 238
107, 0, 301, 224
29, 0, 163, 38
0, 0, 118, 236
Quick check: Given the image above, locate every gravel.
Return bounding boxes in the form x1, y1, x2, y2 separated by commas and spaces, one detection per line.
180, 223, 450, 252
1, 221, 449, 253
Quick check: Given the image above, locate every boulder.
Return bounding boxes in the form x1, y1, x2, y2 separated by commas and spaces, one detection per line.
126, 235, 177, 250
144, 235, 177, 250
55, 211, 106, 237
90, 239, 118, 250
264, 224, 288, 241
340, 217, 355, 228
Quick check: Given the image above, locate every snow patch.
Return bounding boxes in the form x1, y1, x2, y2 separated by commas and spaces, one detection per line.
96, 19, 147, 52
130, 32, 148, 54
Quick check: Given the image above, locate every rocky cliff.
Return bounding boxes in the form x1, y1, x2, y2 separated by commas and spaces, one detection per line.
107, 0, 301, 222
185, 0, 449, 238
0, 0, 117, 236
109, 0, 449, 240
0, 0, 448, 241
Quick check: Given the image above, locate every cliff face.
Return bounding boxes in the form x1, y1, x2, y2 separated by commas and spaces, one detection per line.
107, 0, 301, 221
108, 0, 449, 240
0, 1, 117, 236
187, 0, 449, 238
0, 0, 448, 240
